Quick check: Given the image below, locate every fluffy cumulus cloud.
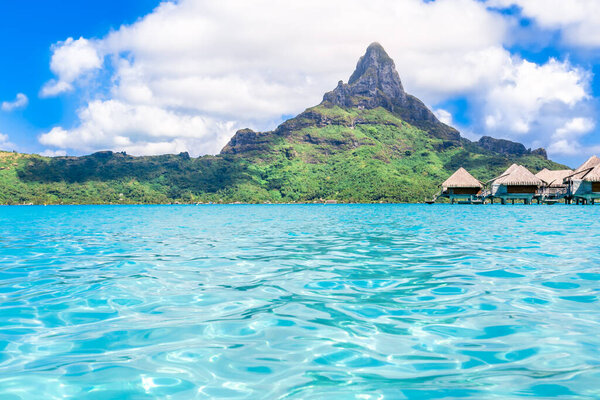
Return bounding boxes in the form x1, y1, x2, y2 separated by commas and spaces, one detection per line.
41, 37, 102, 97
547, 117, 597, 156
2, 93, 29, 111
489, 0, 600, 47
39, 0, 595, 158
483, 59, 589, 135
39, 100, 235, 155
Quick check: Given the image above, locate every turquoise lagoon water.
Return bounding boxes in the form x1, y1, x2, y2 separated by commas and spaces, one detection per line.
0, 204, 599, 399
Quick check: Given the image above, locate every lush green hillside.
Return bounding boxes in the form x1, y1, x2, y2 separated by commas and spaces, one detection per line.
220, 104, 563, 203
1, 105, 563, 204
1, 151, 252, 204
0, 43, 567, 205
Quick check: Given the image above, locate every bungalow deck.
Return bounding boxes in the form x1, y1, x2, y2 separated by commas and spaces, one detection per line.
431, 159, 600, 205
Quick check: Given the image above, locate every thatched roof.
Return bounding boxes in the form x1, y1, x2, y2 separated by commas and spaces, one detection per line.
576, 155, 600, 172
442, 167, 482, 190
535, 168, 573, 187
571, 155, 600, 180
583, 164, 600, 182
504, 163, 519, 175
493, 164, 543, 186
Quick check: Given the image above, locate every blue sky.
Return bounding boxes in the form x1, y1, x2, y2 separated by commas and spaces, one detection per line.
0, 0, 161, 151
1, 0, 599, 168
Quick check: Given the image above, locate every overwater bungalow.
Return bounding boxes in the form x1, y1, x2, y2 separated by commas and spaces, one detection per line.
566, 155, 600, 204
535, 168, 573, 199
491, 164, 543, 204
439, 167, 483, 204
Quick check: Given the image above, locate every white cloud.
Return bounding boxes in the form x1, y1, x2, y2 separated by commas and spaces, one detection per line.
0, 133, 14, 150
40, 81, 74, 98
489, 0, 600, 47
39, 0, 593, 157
482, 59, 589, 135
547, 140, 600, 158
1, 93, 29, 111
434, 109, 453, 125
555, 117, 595, 139
41, 37, 102, 97
39, 100, 235, 155
40, 0, 511, 155
40, 149, 67, 157
546, 117, 596, 156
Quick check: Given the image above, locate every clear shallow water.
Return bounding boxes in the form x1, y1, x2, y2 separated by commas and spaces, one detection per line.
0, 204, 599, 399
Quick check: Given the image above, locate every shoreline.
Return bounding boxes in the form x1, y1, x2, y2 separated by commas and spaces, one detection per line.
0, 201, 584, 206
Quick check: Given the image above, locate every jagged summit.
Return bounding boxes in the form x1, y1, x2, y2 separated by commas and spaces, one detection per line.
323, 42, 405, 109
347, 42, 405, 100
222, 42, 554, 159
322, 43, 459, 141
349, 43, 392, 80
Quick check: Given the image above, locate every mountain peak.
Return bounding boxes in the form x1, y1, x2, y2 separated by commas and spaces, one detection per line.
348, 43, 401, 87
347, 42, 405, 99
322, 42, 460, 141
349, 43, 391, 79
323, 43, 405, 108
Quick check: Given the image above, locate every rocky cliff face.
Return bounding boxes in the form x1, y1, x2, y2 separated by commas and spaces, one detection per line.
324, 43, 406, 107
221, 128, 264, 154
223, 43, 461, 154
321, 42, 460, 141
222, 43, 547, 160
478, 136, 547, 159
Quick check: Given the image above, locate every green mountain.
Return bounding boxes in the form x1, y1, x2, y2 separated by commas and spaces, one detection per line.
1, 43, 565, 205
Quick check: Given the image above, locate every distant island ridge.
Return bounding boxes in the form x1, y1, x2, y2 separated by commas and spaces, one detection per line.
0, 43, 575, 205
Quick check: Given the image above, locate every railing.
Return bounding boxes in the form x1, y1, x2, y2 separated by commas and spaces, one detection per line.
426, 190, 441, 203
538, 187, 568, 200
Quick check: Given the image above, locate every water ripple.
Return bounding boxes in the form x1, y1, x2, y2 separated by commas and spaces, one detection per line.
0, 204, 599, 399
